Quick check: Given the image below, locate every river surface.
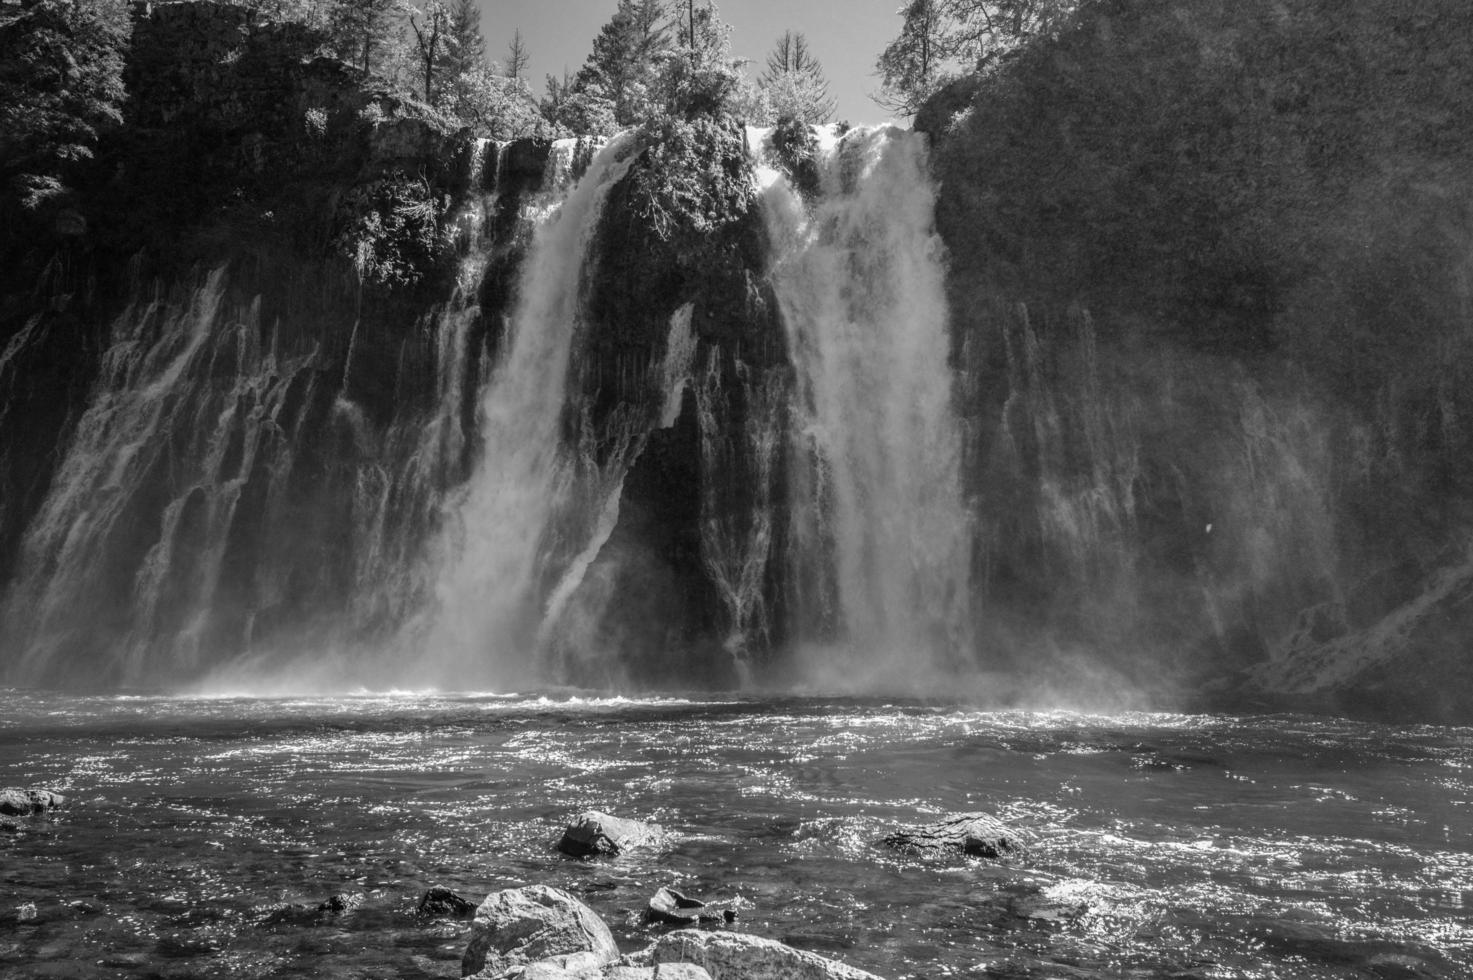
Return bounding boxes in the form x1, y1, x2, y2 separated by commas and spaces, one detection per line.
1, 693, 1469, 979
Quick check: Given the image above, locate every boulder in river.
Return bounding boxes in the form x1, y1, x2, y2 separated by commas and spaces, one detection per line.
462, 885, 619, 978
880, 812, 1024, 859
650, 930, 884, 980
557, 811, 661, 857
0, 787, 66, 816
259, 891, 364, 926
420, 886, 478, 919
643, 887, 739, 927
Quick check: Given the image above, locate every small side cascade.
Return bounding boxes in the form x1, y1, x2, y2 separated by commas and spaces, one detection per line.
694, 348, 784, 659
0, 270, 322, 685
756, 125, 976, 687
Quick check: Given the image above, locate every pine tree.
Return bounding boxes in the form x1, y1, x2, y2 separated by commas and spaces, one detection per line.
656, 0, 742, 119
328, 0, 403, 75
506, 29, 530, 82
444, 0, 485, 81
758, 31, 835, 124
574, 0, 674, 126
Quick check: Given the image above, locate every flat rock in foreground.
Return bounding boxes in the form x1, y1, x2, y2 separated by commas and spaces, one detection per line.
557, 811, 661, 857
650, 930, 884, 980
462, 885, 619, 978
644, 886, 739, 927
880, 812, 1024, 859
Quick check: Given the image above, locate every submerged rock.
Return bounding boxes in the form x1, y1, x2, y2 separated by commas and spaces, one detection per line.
259, 891, 364, 927
557, 811, 661, 857
650, 930, 884, 980
420, 886, 478, 919
0, 787, 66, 816
461, 885, 618, 978
644, 887, 739, 927
880, 812, 1024, 859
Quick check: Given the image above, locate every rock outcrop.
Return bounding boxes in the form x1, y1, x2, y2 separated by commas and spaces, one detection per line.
460, 887, 881, 980
461, 886, 619, 978
420, 886, 479, 919
880, 813, 1025, 860
643, 887, 738, 928
557, 812, 662, 858
649, 930, 884, 980
0, 787, 66, 816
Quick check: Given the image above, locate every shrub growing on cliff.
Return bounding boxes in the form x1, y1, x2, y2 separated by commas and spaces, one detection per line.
627, 116, 751, 257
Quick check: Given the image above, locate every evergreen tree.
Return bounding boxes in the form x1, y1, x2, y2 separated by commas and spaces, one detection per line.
506, 29, 530, 82
328, 0, 402, 74
758, 30, 835, 124
655, 0, 743, 118
574, 0, 673, 126
0, 0, 128, 212
444, 0, 485, 81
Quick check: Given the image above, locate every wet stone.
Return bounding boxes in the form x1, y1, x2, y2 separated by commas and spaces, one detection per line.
0, 787, 66, 816
880, 812, 1025, 860
557, 811, 661, 858
643, 887, 740, 928
461, 885, 618, 977
419, 886, 478, 919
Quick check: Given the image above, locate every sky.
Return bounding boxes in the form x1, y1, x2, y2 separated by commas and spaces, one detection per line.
477, 0, 906, 124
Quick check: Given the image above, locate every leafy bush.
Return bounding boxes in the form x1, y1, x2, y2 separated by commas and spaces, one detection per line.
626, 116, 752, 254
0, 0, 128, 212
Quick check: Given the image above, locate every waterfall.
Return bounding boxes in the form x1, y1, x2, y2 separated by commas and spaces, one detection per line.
755, 125, 975, 686
419, 135, 638, 688
0, 269, 321, 686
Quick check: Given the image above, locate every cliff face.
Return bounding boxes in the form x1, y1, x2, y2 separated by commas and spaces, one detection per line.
0, 2, 546, 686
0, 4, 796, 691
918, 0, 1473, 719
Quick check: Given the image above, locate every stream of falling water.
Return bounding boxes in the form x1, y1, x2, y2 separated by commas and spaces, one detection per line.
755, 125, 975, 688
418, 136, 638, 689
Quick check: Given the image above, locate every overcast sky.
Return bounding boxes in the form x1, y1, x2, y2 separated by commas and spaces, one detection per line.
477, 0, 905, 124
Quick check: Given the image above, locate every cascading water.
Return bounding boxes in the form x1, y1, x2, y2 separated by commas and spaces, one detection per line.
754, 125, 975, 687
0, 269, 321, 685
418, 135, 641, 688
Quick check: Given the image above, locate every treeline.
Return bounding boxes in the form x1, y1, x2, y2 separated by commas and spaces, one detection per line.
0, 0, 842, 222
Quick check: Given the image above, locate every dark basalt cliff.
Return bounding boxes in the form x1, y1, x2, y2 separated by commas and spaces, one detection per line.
5, 0, 1472, 720
0, 2, 554, 681
917, 0, 1473, 719
0, 2, 793, 689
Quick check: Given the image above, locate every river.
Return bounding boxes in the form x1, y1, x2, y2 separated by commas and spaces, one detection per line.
2, 693, 1469, 978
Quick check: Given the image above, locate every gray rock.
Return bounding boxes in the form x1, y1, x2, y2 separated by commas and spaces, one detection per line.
880, 812, 1024, 859
258, 891, 363, 927
650, 966, 714, 980
420, 886, 478, 918
462, 885, 618, 978
651, 931, 884, 980
644, 887, 738, 927
557, 811, 661, 858
0, 787, 66, 817
316, 891, 363, 915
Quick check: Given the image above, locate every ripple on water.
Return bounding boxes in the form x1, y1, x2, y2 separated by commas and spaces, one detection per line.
1, 693, 1471, 978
